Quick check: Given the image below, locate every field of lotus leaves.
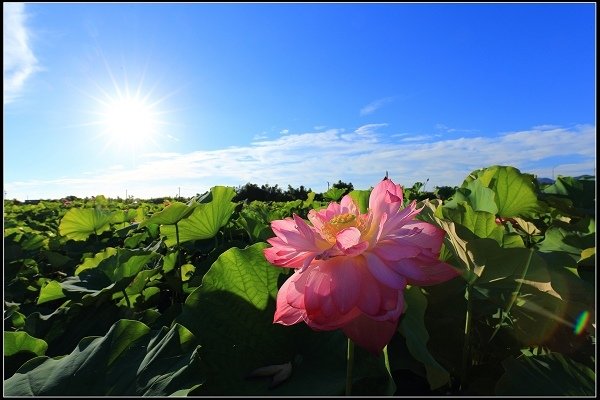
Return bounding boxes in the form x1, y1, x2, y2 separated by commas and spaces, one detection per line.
3, 165, 595, 396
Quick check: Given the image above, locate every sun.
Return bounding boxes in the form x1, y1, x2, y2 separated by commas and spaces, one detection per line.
79, 60, 178, 161
104, 97, 154, 139
97, 92, 161, 152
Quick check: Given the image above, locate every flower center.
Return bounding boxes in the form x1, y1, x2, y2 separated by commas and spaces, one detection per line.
321, 212, 366, 243
329, 212, 356, 226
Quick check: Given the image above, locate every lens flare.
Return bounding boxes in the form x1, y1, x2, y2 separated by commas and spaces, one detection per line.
574, 310, 590, 335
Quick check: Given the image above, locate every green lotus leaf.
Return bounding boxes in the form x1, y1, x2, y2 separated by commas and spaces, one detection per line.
323, 187, 346, 202
399, 286, 450, 390
543, 176, 595, 212
495, 353, 594, 395
436, 201, 504, 243
446, 179, 498, 215
176, 243, 293, 394
463, 165, 540, 218
4, 331, 48, 357
140, 201, 197, 227
4, 319, 204, 396
109, 209, 137, 224
75, 247, 118, 275
59, 208, 112, 241
348, 189, 372, 214
37, 280, 66, 305
74, 248, 158, 282
161, 186, 236, 246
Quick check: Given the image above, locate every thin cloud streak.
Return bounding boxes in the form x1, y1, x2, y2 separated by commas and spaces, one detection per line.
3, 3, 38, 104
360, 97, 393, 116
435, 123, 479, 135
354, 123, 388, 135
398, 135, 435, 142
5, 124, 595, 200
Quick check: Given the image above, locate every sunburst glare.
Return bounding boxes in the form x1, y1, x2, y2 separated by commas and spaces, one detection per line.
93, 84, 165, 156
81, 62, 177, 162
101, 94, 158, 145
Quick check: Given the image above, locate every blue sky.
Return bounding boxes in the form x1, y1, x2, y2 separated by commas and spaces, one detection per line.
4, 2, 596, 200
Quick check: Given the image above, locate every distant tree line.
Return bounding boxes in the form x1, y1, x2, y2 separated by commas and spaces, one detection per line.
27, 178, 573, 205
232, 180, 354, 203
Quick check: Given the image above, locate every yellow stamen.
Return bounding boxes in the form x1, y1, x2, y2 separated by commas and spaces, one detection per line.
330, 213, 356, 225
321, 213, 367, 243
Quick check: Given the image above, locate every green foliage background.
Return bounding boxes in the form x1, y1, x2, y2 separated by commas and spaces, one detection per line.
3, 166, 595, 396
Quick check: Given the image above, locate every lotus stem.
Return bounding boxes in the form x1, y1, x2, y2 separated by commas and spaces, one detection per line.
174, 222, 184, 303
383, 344, 392, 375
488, 248, 534, 343
346, 338, 355, 396
122, 289, 131, 308
461, 283, 473, 391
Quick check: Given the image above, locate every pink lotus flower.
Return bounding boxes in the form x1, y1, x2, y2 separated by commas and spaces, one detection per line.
264, 178, 460, 354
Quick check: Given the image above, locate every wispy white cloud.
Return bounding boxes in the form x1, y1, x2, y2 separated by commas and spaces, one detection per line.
340, 124, 387, 142
354, 123, 387, 135
532, 124, 560, 131
252, 131, 268, 141
360, 97, 393, 116
280, 129, 289, 135
435, 123, 478, 134
5, 124, 596, 200
3, 3, 39, 104
434, 123, 450, 131
398, 135, 435, 142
